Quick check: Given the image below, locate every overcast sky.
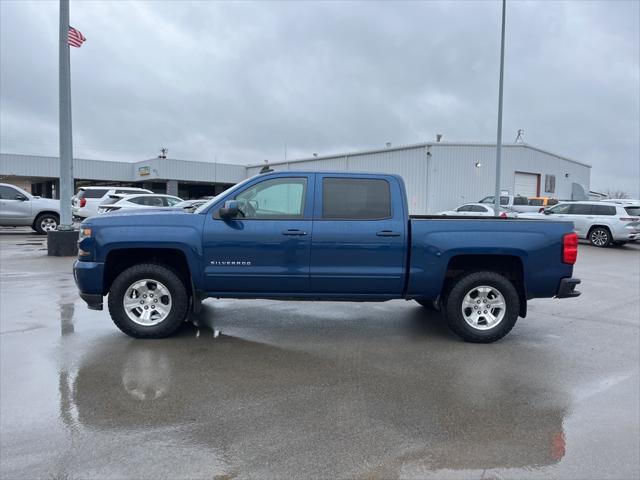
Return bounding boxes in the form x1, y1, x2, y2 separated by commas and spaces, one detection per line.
1, 0, 638, 196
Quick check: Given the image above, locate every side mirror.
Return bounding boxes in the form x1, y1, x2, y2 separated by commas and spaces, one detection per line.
218, 200, 239, 219
15, 194, 27, 201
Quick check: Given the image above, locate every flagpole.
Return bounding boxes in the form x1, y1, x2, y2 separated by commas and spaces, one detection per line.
494, 0, 506, 217
58, 0, 74, 230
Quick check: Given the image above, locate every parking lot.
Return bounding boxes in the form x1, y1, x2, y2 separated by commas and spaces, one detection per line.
0, 228, 638, 479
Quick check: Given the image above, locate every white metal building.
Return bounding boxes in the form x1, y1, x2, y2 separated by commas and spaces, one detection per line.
247, 142, 591, 214
1, 142, 591, 213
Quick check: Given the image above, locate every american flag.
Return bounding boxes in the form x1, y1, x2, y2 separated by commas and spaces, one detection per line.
68, 26, 86, 48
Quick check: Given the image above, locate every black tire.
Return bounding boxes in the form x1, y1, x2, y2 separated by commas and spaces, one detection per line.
588, 226, 611, 248
33, 213, 59, 234
108, 263, 189, 338
415, 299, 439, 311
444, 271, 520, 343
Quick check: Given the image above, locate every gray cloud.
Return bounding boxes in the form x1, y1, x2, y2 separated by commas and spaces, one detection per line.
1, 0, 638, 196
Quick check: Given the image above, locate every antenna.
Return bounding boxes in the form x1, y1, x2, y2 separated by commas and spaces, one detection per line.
515, 129, 524, 143
386, 142, 392, 148
158, 147, 168, 159
313, 153, 318, 158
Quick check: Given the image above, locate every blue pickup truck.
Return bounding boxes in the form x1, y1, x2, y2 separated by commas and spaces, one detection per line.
74, 171, 581, 343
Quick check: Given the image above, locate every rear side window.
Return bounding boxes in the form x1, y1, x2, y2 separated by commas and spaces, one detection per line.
591, 205, 616, 216
471, 205, 489, 212
528, 198, 544, 206
79, 189, 109, 199
547, 199, 559, 206
569, 204, 592, 215
456, 205, 475, 212
513, 197, 528, 205
130, 196, 164, 206
624, 206, 640, 216
323, 178, 391, 220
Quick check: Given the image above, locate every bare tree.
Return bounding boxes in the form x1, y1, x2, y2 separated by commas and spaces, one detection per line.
604, 189, 630, 199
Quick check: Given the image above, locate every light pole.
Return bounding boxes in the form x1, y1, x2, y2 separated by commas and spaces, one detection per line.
494, 0, 506, 216
58, 0, 74, 229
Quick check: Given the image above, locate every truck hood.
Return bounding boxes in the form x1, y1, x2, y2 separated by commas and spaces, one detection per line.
83, 208, 195, 226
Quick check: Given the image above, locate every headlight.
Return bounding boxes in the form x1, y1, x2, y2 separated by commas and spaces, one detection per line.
79, 227, 92, 240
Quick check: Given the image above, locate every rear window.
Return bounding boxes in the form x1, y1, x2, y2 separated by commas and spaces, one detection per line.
78, 189, 109, 199
115, 189, 145, 194
323, 178, 391, 220
591, 205, 616, 216
101, 196, 123, 206
624, 206, 640, 216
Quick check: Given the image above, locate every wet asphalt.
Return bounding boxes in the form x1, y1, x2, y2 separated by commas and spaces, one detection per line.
0, 228, 638, 480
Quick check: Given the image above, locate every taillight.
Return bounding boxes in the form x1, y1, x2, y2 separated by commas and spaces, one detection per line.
539, 207, 545, 213
500, 212, 507, 218
79, 198, 86, 207
562, 233, 578, 265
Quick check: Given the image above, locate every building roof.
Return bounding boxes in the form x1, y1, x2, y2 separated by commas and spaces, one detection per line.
248, 142, 592, 169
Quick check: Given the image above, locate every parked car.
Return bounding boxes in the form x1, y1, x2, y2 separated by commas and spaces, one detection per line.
0, 183, 60, 234
479, 195, 558, 213
173, 199, 208, 213
74, 171, 581, 343
72, 186, 151, 219
520, 201, 640, 247
97, 194, 183, 214
437, 203, 518, 218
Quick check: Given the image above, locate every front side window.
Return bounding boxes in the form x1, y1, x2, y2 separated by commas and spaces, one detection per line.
456, 205, 475, 212
322, 178, 391, 220
235, 177, 307, 219
0, 186, 20, 199
513, 196, 528, 205
548, 203, 572, 214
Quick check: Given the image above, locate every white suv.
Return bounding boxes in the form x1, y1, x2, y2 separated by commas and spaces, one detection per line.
72, 186, 151, 219
525, 201, 640, 247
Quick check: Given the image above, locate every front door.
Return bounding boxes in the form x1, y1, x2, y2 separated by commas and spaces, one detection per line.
309, 174, 406, 295
202, 174, 314, 294
0, 185, 32, 225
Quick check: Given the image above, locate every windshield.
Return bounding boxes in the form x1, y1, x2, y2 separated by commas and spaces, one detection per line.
193, 176, 258, 214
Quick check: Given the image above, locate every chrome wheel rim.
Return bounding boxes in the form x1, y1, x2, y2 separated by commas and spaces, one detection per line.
41, 217, 57, 231
591, 230, 608, 246
123, 279, 172, 326
461, 285, 506, 331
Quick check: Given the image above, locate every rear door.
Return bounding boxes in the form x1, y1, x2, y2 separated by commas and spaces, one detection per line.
309, 174, 406, 295
566, 204, 593, 237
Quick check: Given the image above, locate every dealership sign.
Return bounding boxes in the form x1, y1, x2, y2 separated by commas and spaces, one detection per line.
138, 166, 150, 176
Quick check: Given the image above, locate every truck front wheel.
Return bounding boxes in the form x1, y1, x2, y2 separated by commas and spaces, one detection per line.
108, 263, 189, 338
444, 271, 520, 343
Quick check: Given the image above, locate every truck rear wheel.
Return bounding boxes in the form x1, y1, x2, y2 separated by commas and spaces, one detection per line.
444, 271, 519, 343
108, 263, 189, 338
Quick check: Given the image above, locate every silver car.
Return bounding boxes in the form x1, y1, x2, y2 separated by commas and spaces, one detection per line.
522, 201, 640, 247
0, 183, 61, 234
438, 203, 518, 218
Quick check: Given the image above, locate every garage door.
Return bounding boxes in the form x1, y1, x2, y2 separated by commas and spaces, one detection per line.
514, 172, 539, 197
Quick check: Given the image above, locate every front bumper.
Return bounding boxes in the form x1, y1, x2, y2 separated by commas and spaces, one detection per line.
556, 278, 581, 298
73, 260, 105, 310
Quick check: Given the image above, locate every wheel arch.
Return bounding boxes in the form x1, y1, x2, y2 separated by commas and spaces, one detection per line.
31, 210, 60, 228
443, 254, 527, 318
103, 248, 194, 300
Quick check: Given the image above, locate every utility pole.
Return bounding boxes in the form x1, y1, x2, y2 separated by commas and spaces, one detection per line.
494, 0, 506, 216
58, 0, 74, 229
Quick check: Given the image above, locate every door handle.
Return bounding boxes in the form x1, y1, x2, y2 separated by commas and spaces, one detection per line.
376, 230, 401, 237
282, 229, 307, 236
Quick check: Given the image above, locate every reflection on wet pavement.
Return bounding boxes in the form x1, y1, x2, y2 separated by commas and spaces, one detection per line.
1, 230, 639, 479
